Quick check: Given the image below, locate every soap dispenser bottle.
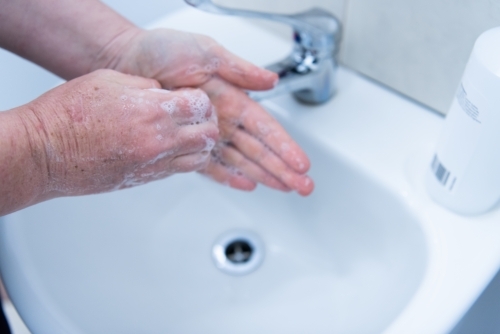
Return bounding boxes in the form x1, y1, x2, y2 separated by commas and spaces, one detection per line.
425, 27, 500, 215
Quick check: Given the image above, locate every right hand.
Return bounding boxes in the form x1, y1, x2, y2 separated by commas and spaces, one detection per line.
17, 69, 219, 197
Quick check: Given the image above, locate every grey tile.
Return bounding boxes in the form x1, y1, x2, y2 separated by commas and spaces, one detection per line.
342, 0, 500, 114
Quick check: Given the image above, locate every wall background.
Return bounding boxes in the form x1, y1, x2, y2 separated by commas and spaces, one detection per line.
342, 0, 500, 114
2, 0, 500, 114
216, 0, 500, 114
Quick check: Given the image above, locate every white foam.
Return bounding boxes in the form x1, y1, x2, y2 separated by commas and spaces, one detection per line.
143, 150, 174, 167
147, 88, 171, 94
113, 173, 146, 190
257, 121, 270, 136
201, 134, 216, 153
160, 98, 179, 115
139, 171, 155, 178
193, 152, 211, 166
227, 165, 243, 176
204, 58, 220, 72
114, 168, 174, 191
186, 92, 211, 124
209, 106, 218, 125
280, 142, 290, 152
186, 64, 201, 75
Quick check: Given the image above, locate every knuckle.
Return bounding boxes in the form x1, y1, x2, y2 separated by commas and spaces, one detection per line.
202, 124, 220, 141
175, 89, 213, 124
220, 122, 237, 141
160, 95, 186, 117
255, 146, 270, 163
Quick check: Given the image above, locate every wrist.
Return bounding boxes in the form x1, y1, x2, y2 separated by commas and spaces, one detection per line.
89, 25, 143, 73
15, 97, 78, 195
0, 107, 53, 215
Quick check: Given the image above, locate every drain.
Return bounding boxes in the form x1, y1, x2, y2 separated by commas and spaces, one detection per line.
212, 230, 264, 276
225, 240, 253, 263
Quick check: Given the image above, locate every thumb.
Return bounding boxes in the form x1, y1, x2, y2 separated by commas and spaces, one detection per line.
214, 45, 278, 91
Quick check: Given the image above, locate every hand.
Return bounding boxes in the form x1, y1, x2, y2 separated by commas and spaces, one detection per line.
105, 28, 314, 196
17, 69, 219, 197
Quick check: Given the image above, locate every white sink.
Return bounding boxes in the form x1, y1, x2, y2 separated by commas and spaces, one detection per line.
2, 7, 500, 334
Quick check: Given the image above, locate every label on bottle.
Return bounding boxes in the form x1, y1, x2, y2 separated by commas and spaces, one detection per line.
432, 79, 489, 192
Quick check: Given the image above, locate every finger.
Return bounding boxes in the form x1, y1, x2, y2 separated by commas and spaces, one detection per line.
203, 78, 310, 174
214, 142, 290, 192
210, 44, 278, 91
199, 159, 256, 191
230, 128, 314, 196
235, 108, 310, 174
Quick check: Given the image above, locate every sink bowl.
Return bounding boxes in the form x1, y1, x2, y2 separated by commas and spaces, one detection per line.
0, 123, 426, 334
3, 6, 500, 334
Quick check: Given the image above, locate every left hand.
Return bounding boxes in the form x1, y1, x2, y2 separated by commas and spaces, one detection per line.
101, 28, 314, 195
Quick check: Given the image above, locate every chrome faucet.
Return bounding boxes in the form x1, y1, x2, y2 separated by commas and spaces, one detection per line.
184, 0, 342, 105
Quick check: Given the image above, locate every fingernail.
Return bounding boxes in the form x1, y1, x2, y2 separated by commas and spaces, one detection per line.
299, 176, 314, 196
303, 176, 312, 187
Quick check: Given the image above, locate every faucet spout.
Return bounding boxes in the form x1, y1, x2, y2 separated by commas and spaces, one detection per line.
248, 49, 338, 104
185, 1, 342, 105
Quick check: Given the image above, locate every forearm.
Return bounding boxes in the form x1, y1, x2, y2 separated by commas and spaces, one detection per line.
0, 108, 52, 216
0, 0, 139, 79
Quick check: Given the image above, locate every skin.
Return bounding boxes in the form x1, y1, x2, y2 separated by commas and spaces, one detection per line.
0, 70, 219, 214
0, 0, 314, 216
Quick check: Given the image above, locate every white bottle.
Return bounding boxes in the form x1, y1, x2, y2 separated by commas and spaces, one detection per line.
425, 27, 500, 215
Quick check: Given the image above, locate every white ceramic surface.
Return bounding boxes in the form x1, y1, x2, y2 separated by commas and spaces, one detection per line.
2, 7, 500, 334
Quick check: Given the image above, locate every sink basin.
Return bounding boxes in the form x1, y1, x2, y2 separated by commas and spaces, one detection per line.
2, 6, 500, 334
0, 127, 427, 333
0, 121, 427, 333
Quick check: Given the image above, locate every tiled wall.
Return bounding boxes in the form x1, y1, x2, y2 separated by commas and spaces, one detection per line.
217, 0, 500, 115
343, 0, 500, 114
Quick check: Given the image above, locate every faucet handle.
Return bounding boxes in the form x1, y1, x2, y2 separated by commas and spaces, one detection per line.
184, 0, 341, 57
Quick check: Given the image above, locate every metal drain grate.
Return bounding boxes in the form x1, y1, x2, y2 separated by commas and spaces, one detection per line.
225, 240, 253, 263
212, 230, 264, 276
